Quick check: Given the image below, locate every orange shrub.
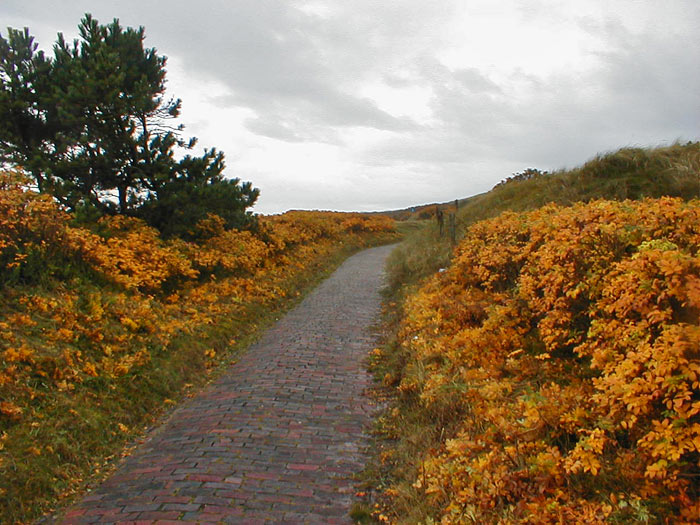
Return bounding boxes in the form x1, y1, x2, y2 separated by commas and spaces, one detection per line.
0, 171, 69, 278
66, 216, 199, 292
0, 169, 397, 522
394, 198, 699, 523
0, 182, 396, 431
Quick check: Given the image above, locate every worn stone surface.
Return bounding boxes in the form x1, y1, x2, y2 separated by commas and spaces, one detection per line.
52, 244, 394, 524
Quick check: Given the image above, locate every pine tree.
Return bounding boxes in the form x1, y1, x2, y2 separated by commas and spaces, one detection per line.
0, 14, 259, 233
0, 27, 53, 192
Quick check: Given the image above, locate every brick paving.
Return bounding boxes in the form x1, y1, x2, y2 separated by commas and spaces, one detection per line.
51, 244, 394, 524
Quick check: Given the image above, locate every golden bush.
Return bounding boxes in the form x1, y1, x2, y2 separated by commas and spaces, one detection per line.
394, 198, 699, 523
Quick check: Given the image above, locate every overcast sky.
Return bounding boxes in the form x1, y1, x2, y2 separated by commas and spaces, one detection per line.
2, 1, 699, 214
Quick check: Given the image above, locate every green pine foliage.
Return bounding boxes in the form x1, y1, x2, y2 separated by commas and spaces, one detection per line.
0, 14, 259, 235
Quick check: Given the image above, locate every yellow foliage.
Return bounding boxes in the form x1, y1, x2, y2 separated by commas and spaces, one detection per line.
66, 216, 199, 292
0, 169, 397, 501
0, 171, 68, 274
0, 401, 22, 420
390, 198, 699, 522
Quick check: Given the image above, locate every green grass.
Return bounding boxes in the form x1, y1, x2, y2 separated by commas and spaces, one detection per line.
473, 141, 699, 212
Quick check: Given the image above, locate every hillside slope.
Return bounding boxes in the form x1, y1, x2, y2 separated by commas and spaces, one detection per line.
0, 171, 397, 523
388, 141, 700, 290
365, 142, 700, 524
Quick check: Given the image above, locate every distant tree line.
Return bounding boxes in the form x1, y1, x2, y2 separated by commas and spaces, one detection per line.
494, 167, 548, 189
0, 14, 258, 238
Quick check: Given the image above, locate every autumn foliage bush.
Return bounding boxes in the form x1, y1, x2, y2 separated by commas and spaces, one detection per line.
0, 171, 70, 281
385, 198, 699, 523
0, 171, 396, 521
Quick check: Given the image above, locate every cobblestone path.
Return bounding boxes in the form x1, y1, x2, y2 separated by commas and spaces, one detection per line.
54, 244, 393, 524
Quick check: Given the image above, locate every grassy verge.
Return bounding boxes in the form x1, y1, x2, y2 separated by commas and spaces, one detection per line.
352, 231, 454, 524
2, 231, 397, 524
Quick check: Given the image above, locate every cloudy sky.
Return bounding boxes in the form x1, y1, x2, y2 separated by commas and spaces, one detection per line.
2, 1, 699, 213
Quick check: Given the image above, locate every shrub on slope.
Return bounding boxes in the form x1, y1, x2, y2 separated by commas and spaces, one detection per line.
388, 142, 700, 291
0, 171, 397, 522
380, 198, 699, 523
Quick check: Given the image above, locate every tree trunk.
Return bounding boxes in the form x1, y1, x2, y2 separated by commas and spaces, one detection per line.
118, 185, 127, 213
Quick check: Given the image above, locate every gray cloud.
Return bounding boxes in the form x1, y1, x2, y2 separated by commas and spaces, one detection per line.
453, 68, 503, 94
3, 1, 425, 140
131, 0, 429, 141
244, 117, 317, 144
2, 0, 699, 212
